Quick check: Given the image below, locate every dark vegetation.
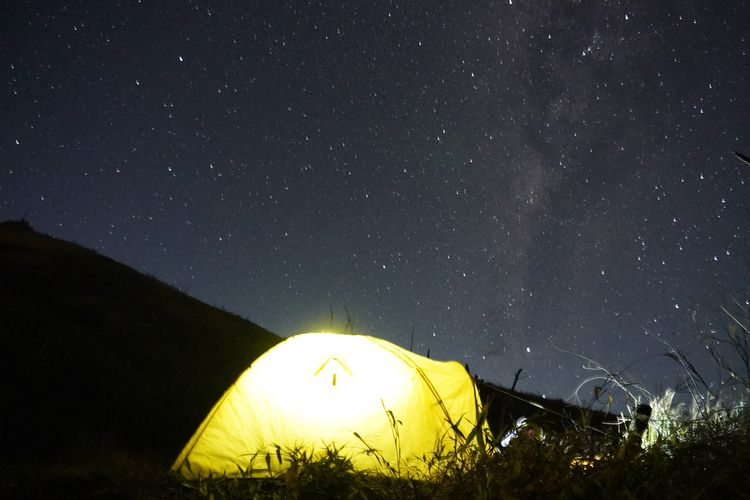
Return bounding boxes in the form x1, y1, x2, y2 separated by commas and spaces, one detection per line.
477, 379, 619, 439
1, 220, 748, 498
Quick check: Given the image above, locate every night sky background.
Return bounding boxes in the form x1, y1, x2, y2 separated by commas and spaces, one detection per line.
2, 1, 749, 407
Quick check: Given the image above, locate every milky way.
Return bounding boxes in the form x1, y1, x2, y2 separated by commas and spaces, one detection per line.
2, 1, 749, 407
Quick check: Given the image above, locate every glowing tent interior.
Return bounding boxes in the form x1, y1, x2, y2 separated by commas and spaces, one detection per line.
172, 332, 488, 478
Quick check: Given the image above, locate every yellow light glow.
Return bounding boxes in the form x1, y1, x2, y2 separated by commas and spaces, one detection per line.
173, 332, 488, 478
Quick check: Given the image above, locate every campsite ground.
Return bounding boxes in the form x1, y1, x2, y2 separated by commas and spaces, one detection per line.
1, 221, 749, 498
3, 417, 750, 499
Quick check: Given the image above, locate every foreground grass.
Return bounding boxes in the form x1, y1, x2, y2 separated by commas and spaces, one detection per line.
3, 413, 748, 500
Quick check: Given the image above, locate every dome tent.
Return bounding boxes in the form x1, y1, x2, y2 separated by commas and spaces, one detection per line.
173, 332, 488, 478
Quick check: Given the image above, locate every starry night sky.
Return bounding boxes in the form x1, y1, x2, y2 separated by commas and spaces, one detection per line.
2, 1, 749, 405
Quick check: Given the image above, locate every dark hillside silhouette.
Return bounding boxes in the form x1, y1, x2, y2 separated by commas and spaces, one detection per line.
0, 220, 281, 462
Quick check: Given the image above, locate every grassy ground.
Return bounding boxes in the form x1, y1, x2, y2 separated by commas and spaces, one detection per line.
2, 410, 748, 499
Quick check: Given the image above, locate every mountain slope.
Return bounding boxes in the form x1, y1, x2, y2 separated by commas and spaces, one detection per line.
0, 220, 281, 461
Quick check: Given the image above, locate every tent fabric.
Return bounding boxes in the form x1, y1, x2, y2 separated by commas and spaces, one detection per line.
172, 332, 487, 478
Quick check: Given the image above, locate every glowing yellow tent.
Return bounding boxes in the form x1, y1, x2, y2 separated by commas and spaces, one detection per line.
173, 332, 487, 478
